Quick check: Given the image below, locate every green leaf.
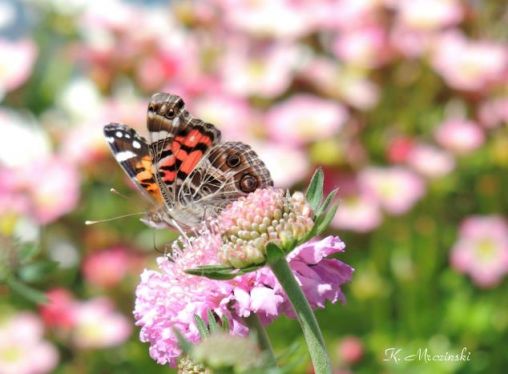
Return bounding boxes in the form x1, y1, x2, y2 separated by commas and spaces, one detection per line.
207, 310, 220, 334
315, 188, 338, 217
266, 243, 285, 265
305, 168, 324, 211
19, 242, 40, 264
18, 260, 59, 283
315, 203, 339, 236
6, 277, 47, 304
173, 328, 193, 354
194, 315, 210, 338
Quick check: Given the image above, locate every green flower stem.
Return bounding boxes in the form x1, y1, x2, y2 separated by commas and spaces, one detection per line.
246, 313, 277, 367
269, 256, 332, 374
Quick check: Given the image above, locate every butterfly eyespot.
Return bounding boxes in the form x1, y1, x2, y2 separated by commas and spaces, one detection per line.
239, 174, 258, 193
165, 109, 175, 119
226, 153, 241, 168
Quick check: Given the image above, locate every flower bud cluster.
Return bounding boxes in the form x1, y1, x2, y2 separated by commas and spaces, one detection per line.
217, 188, 314, 268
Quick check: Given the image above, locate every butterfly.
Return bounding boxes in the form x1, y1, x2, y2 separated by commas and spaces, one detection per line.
104, 93, 273, 233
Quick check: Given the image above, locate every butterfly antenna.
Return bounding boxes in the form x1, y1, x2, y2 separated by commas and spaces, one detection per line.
85, 211, 146, 225
110, 188, 130, 200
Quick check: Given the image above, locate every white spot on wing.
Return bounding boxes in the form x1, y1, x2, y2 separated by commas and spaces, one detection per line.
172, 117, 180, 128
132, 140, 141, 149
106, 136, 115, 143
115, 150, 137, 162
115, 131, 123, 138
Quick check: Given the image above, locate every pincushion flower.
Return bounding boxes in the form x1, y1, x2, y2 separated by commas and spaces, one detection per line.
134, 180, 352, 369
218, 188, 314, 268
332, 193, 382, 233
450, 215, 508, 288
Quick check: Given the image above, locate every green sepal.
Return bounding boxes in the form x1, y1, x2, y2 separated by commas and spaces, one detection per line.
185, 263, 264, 280
173, 328, 193, 354
305, 168, 324, 211
266, 243, 285, 265
194, 315, 210, 338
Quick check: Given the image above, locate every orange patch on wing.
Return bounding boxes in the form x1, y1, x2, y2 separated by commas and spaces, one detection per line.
180, 150, 204, 174
162, 170, 176, 183
175, 149, 189, 161
160, 155, 176, 167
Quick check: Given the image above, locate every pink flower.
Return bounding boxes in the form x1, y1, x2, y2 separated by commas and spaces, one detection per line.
332, 25, 391, 68
359, 167, 426, 215
72, 298, 132, 348
220, 42, 301, 98
82, 247, 137, 288
431, 32, 508, 91
337, 336, 364, 364
254, 142, 310, 188
190, 94, 257, 142
134, 188, 353, 366
450, 215, 508, 288
406, 144, 455, 179
387, 136, 415, 164
39, 288, 76, 330
0, 313, 59, 374
0, 39, 37, 97
478, 97, 508, 129
332, 193, 382, 233
218, 0, 313, 39
434, 118, 484, 154
28, 157, 80, 224
299, 58, 379, 110
266, 94, 348, 146
393, 0, 463, 30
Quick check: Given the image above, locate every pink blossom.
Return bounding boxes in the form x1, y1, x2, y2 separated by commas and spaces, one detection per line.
406, 143, 455, 179
217, 0, 313, 39
387, 136, 415, 164
434, 118, 485, 154
450, 215, 508, 288
39, 288, 76, 330
393, 0, 463, 30
72, 298, 132, 348
0, 313, 58, 374
0, 39, 37, 97
190, 94, 258, 142
332, 25, 391, 68
220, 42, 301, 98
431, 31, 508, 91
266, 94, 348, 146
254, 142, 310, 188
82, 247, 136, 288
337, 336, 364, 364
359, 167, 426, 215
299, 58, 379, 110
134, 229, 352, 366
479, 97, 508, 129
27, 157, 80, 224
0, 156, 80, 224
332, 193, 382, 233
315, 0, 381, 31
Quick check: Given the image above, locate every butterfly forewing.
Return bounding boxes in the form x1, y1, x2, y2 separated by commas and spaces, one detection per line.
104, 123, 163, 204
